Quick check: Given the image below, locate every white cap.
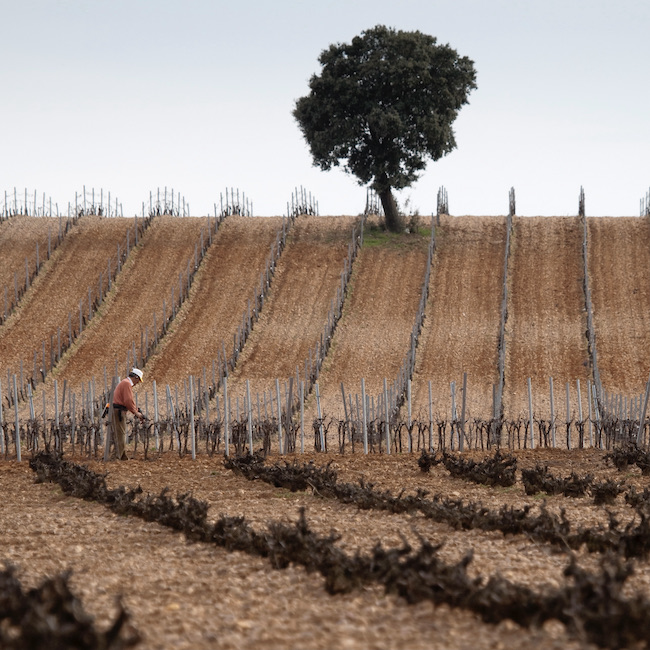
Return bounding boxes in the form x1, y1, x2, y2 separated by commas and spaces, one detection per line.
131, 367, 144, 382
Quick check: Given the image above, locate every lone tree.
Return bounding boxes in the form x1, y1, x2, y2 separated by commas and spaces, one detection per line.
294, 25, 477, 232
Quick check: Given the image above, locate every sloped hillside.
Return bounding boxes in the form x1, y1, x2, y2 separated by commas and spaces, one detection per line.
143, 215, 284, 390
0, 215, 63, 312
52, 215, 210, 394
504, 217, 590, 418
588, 216, 650, 397
410, 215, 506, 420
309, 227, 430, 418
0, 216, 134, 385
226, 215, 357, 404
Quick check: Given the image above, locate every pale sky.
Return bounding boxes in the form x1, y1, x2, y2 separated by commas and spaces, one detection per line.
1, 0, 648, 217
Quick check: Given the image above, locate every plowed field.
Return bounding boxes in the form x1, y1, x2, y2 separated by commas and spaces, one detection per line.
410, 215, 506, 420
504, 217, 590, 418
0, 216, 133, 383
51, 216, 209, 394
0, 215, 62, 302
588, 217, 650, 397
4, 447, 643, 650
143, 216, 284, 389
307, 227, 430, 418
227, 215, 357, 403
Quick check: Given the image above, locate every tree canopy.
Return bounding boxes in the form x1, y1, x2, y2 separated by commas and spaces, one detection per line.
294, 25, 477, 231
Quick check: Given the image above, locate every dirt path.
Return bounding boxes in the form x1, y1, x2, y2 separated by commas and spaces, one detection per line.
504, 217, 590, 419
227, 215, 357, 404
410, 216, 505, 420
307, 228, 429, 418
588, 217, 650, 397
0, 215, 62, 301
50, 216, 209, 394
0, 216, 133, 385
1, 448, 617, 649
144, 216, 284, 390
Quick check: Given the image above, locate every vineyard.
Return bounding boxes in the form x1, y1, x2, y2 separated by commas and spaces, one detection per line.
3, 208, 650, 648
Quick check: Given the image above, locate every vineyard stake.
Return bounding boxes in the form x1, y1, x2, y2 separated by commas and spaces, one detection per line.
361, 378, 368, 455
13, 375, 20, 462
636, 370, 650, 446
0, 380, 4, 454
315, 382, 324, 451
428, 380, 433, 451
223, 377, 230, 457
566, 382, 572, 449
246, 380, 253, 454
527, 377, 535, 449
153, 380, 160, 452
407, 378, 412, 453
549, 377, 556, 447
383, 378, 390, 454
189, 376, 196, 459
275, 378, 283, 455
587, 380, 594, 447
577, 379, 584, 448
300, 380, 305, 454
460, 372, 467, 452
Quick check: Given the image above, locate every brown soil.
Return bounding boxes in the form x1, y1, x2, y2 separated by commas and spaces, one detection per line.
50, 215, 209, 395
308, 226, 430, 418
0, 215, 61, 300
143, 216, 284, 389
227, 215, 357, 404
5, 447, 643, 650
588, 217, 650, 397
411, 216, 506, 420
0, 216, 133, 384
504, 217, 590, 419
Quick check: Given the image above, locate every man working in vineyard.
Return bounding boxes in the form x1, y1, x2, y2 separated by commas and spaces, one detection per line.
111, 367, 145, 460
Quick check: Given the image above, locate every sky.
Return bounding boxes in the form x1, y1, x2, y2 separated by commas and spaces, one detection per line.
1, 0, 649, 217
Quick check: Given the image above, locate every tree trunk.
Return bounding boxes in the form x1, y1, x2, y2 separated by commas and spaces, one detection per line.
378, 188, 404, 233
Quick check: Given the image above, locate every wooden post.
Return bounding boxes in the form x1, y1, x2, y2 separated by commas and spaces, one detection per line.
636, 370, 650, 446
383, 378, 390, 454
246, 380, 253, 454
0, 378, 4, 454
223, 377, 230, 456
549, 377, 556, 447
189, 376, 196, 459
428, 380, 433, 451
566, 381, 572, 449
361, 378, 368, 455
407, 378, 412, 453
300, 380, 305, 454
459, 372, 467, 451
153, 380, 160, 451
275, 378, 284, 454
315, 382, 324, 451
527, 377, 535, 449
340, 382, 349, 424
13, 375, 20, 462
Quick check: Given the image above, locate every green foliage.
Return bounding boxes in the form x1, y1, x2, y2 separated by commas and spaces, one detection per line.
294, 25, 476, 230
